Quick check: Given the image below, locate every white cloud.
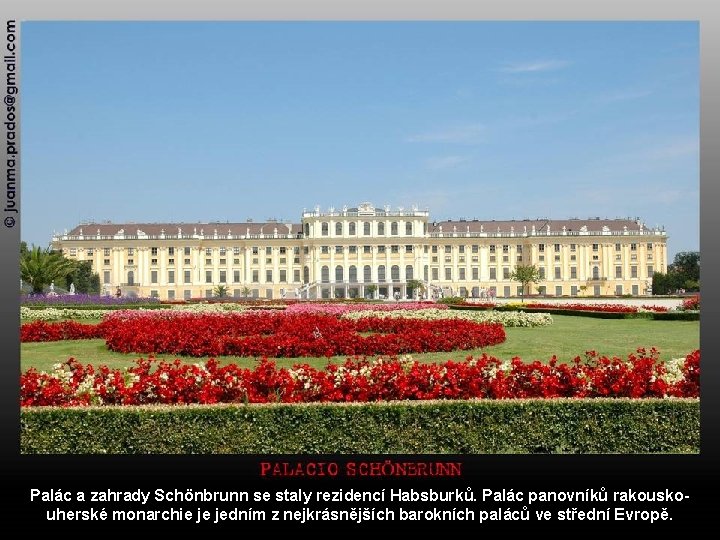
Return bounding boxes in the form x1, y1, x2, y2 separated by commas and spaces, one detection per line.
594, 89, 653, 104
499, 60, 571, 73
424, 155, 469, 170
406, 123, 486, 144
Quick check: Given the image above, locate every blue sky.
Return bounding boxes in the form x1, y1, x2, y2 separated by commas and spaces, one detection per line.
22, 21, 698, 258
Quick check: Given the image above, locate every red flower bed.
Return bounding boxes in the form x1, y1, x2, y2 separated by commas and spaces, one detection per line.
101, 311, 506, 357
522, 303, 668, 313
20, 349, 699, 407
20, 320, 105, 342
681, 295, 700, 311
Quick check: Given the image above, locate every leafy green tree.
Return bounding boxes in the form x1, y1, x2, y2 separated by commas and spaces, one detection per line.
652, 272, 671, 295
240, 285, 252, 298
653, 252, 700, 294
20, 246, 75, 294
670, 251, 699, 290
65, 260, 101, 294
365, 284, 378, 299
510, 264, 542, 302
671, 251, 699, 280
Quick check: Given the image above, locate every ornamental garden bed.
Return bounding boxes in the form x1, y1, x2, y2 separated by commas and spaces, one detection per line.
22, 311, 507, 357
21, 349, 698, 407
19, 299, 701, 454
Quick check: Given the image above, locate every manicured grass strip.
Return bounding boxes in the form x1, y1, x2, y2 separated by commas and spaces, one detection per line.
21, 399, 699, 454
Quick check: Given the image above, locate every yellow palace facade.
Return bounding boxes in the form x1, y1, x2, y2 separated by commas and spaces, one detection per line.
51, 203, 668, 300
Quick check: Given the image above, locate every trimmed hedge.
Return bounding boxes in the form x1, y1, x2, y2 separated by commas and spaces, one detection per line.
21, 399, 699, 454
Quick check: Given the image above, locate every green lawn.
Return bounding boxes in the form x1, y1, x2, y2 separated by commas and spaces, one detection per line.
21, 316, 699, 373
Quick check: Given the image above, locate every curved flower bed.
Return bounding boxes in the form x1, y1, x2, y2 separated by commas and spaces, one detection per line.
20, 307, 111, 321
100, 311, 506, 357
516, 303, 669, 313
20, 303, 252, 321
285, 302, 444, 316
21, 294, 161, 306
20, 349, 699, 406
20, 320, 105, 342
343, 308, 553, 327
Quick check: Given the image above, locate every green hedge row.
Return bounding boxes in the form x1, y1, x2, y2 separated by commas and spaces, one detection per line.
21, 399, 699, 454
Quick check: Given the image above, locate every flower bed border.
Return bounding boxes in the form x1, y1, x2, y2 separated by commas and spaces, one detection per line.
479, 305, 699, 321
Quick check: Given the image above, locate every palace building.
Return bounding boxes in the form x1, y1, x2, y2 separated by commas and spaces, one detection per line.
51, 203, 667, 300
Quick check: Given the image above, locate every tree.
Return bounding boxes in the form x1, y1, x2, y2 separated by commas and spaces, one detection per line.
65, 260, 101, 294
509, 264, 541, 302
240, 285, 252, 298
652, 251, 700, 294
365, 284, 378, 299
406, 279, 426, 299
20, 246, 75, 294
670, 251, 699, 291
